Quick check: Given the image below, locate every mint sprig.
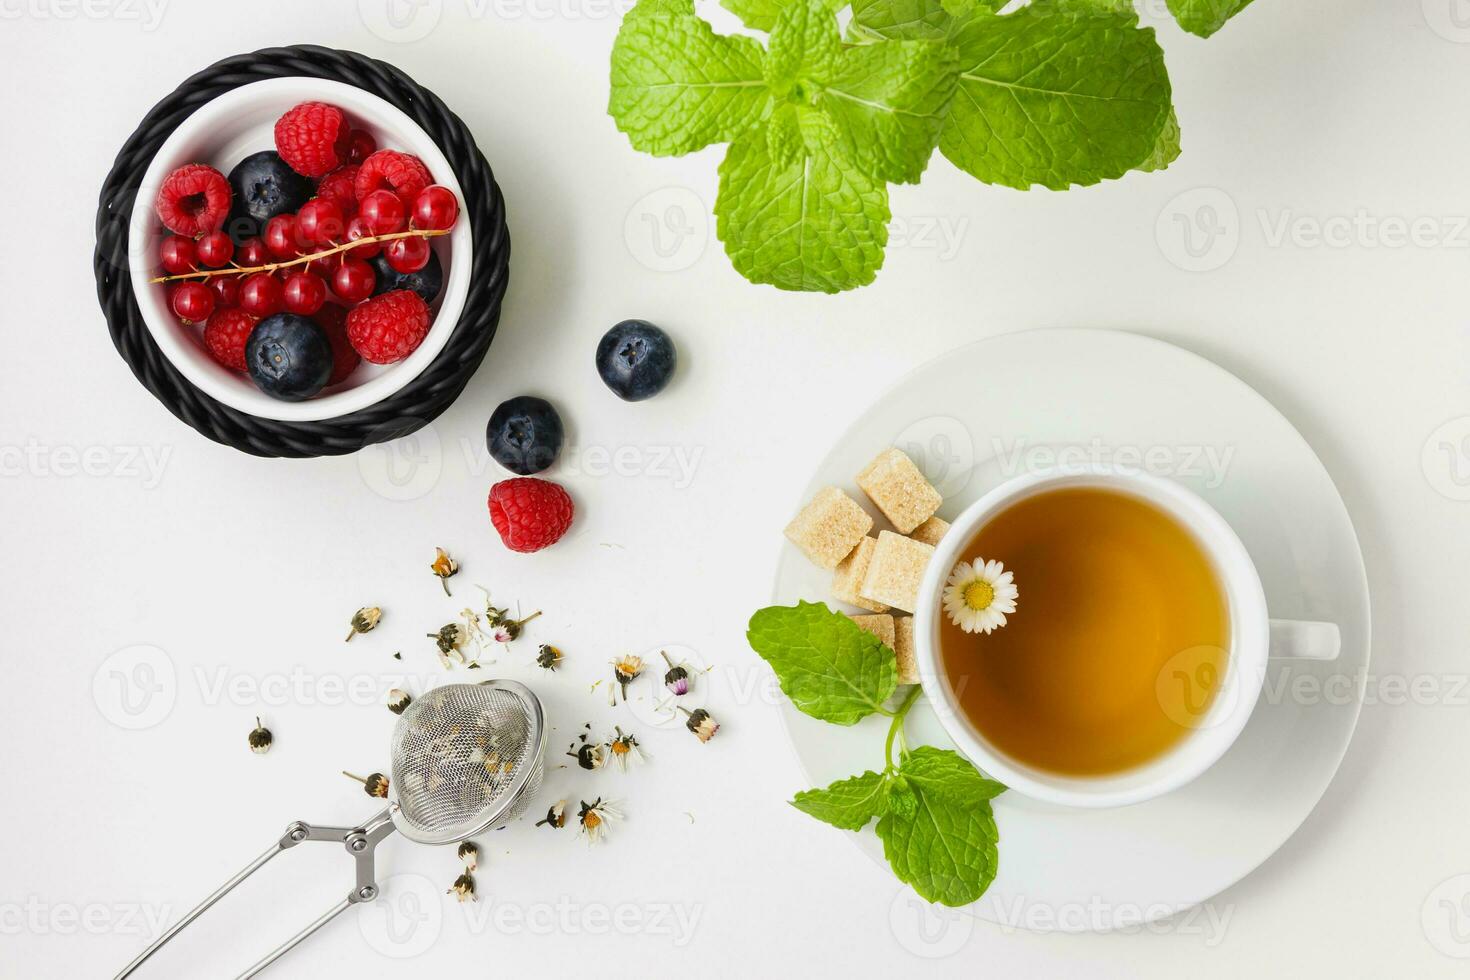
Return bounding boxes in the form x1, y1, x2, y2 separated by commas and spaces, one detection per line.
748, 602, 1006, 906
609, 0, 1256, 291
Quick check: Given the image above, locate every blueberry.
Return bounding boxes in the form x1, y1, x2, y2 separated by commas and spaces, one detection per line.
246, 313, 333, 401
226, 151, 313, 243
370, 250, 443, 304
486, 396, 564, 475
596, 320, 677, 402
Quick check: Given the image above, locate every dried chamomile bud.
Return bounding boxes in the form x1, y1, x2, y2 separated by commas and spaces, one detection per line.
345, 606, 382, 642
430, 547, 459, 596
343, 771, 390, 798
678, 706, 720, 743
457, 840, 479, 872
536, 644, 563, 670
536, 800, 567, 829
448, 872, 476, 903
661, 651, 690, 696
248, 717, 273, 755
386, 689, 412, 715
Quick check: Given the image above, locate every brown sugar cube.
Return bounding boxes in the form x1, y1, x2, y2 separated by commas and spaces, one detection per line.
909, 516, 950, 547
893, 616, 918, 686
784, 486, 874, 570
860, 531, 935, 614
832, 537, 888, 613
847, 613, 896, 651
856, 449, 942, 534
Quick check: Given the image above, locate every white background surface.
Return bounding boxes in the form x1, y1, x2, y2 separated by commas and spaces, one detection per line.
2, 0, 1468, 976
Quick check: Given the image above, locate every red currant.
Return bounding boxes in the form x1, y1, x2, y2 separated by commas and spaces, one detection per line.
209, 275, 242, 308
240, 273, 284, 317
346, 129, 376, 165
283, 272, 327, 315
237, 236, 269, 267
412, 186, 459, 231
333, 259, 377, 304
360, 190, 406, 235
159, 236, 197, 275
172, 281, 215, 323
385, 236, 431, 274
195, 231, 234, 268
345, 217, 382, 258
265, 214, 302, 259
297, 198, 346, 246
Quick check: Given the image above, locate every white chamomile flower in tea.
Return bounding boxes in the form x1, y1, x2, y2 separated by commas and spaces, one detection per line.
943, 558, 1018, 635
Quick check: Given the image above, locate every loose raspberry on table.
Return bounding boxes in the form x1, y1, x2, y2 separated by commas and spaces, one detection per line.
202, 308, 258, 372
316, 165, 360, 219
354, 150, 432, 205
155, 164, 231, 237
274, 102, 352, 178
313, 304, 361, 386
488, 478, 575, 553
345, 289, 430, 365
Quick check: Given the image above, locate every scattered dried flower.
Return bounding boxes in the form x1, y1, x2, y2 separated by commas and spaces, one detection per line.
448, 872, 476, 902
608, 726, 645, 772
430, 547, 459, 596
609, 655, 644, 704
568, 740, 606, 771
343, 771, 390, 798
661, 650, 690, 696
345, 606, 382, 642
577, 798, 620, 844
386, 689, 412, 715
457, 841, 479, 872
536, 644, 563, 670
536, 800, 567, 829
248, 717, 272, 755
428, 623, 471, 668
678, 706, 720, 743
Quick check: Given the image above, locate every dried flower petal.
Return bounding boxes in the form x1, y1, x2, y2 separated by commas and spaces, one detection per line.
537, 644, 563, 670
430, 547, 459, 597
608, 726, 644, 772
448, 872, 476, 902
568, 741, 606, 771
577, 798, 620, 844
345, 606, 382, 642
536, 800, 567, 829
386, 689, 412, 715
248, 717, 272, 755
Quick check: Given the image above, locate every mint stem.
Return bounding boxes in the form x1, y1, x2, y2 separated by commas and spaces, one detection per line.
884, 686, 922, 770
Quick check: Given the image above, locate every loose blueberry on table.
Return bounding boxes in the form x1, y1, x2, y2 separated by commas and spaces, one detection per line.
487, 396, 565, 475
595, 319, 677, 401
149, 100, 463, 402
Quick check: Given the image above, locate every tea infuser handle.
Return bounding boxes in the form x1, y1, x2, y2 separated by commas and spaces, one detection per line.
1268, 619, 1341, 661
114, 808, 397, 980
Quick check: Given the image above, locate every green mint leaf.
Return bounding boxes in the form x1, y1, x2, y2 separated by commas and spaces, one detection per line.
1167, 0, 1255, 37
765, 0, 843, 92
716, 129, 891, 293
766, 103, 806, 166
609, 0, 771, 157
939, 3, 1172, 190
791, 770, 890, 830
1137, 107, 1181, 172
875, 748, 1003, 906
746, 600, 898, 720
848, 0, 1004, 42
819, 39, 958, 184
722, 0, 844, 32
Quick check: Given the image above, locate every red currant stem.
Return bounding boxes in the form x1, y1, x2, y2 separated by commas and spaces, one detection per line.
147, 228, 451, 284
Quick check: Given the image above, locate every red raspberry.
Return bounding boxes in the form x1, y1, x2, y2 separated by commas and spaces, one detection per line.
202, 308, 258, 371
316, 165, 360, 219
354, 150, 432, 205
488, 478, 574, 553
345, 290, 430, 364
313, 304, 361, 386
274, 102, 352, 178
155, 164, 231, 237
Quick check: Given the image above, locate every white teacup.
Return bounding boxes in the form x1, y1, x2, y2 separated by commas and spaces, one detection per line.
914, 463, 1340, 809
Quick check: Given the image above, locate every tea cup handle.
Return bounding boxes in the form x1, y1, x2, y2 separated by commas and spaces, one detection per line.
1268, 619, 1340, 661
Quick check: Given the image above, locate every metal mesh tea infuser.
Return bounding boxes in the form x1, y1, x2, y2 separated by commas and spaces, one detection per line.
115, 680, 546, 979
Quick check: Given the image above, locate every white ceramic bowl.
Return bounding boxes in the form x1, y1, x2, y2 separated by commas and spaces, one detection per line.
127, 77, 473, 423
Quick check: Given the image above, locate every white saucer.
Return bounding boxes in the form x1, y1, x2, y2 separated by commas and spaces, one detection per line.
770, 328, 1370, 932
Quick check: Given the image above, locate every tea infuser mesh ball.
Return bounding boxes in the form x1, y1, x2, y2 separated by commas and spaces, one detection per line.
114, 680, 546, 980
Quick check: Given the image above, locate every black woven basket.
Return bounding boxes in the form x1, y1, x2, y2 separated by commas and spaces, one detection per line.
94, 44, 510, 459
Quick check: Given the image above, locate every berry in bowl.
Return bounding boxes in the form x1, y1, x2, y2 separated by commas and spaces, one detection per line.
128, 77, 471, 422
